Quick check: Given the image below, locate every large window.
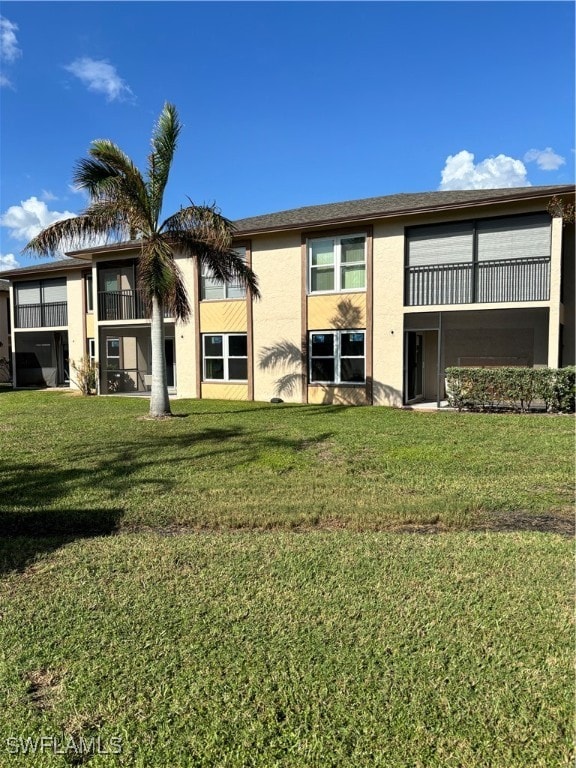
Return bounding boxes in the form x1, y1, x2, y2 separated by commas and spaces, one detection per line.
201, 246, 247, 301
308, 235, 366, 293
203, 334, 248, 381
309, 330, 365, 384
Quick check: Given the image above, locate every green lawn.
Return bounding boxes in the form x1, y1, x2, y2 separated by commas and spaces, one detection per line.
0, 391, 573, 766
0, 390, 573, 533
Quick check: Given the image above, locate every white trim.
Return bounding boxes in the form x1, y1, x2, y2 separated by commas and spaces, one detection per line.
307, 234, 367, 295
309, 329, 366, 385
202, 333, 248, 382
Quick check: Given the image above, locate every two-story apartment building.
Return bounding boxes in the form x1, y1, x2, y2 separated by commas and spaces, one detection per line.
1, 184, 574, 405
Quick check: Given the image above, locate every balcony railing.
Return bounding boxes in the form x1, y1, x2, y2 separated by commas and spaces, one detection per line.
98, 290, 146, 321
405, 256, 550, 306
15, 302, 67, 328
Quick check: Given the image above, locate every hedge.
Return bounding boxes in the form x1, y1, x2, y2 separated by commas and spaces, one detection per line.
445, 366, 575, 413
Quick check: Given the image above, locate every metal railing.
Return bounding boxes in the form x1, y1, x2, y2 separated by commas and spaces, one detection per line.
406, 256, 550, 306
15, 302, 67, 328
98, 290, 147, 321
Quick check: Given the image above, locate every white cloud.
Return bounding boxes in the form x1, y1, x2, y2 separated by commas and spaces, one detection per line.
41, 189, 58, 202
524, 147, 565, 171
439, 150, 529, 190
0, 252, 19, 269
64, 57, 133, 102
0, 196, 76, 242
0, 16, 21, 88
0, 16, 21, 62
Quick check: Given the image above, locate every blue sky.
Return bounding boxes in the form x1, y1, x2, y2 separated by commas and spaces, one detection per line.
1, 1, 574, 269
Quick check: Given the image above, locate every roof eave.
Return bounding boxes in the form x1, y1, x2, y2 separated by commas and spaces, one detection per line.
234, 186, 574, 237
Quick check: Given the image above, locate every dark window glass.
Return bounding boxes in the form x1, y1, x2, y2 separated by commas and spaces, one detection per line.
229, 335, 247, 357
204, 335, 223, 356
341, 332, 364, 357
311, 359, 335, 382
228, 358, 248, 380
205, 359, 224, 379
311, 333, 334, 357
341, 358, 365, 382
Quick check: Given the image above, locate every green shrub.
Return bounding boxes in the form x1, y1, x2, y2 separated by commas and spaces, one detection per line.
445, 366, 575, 413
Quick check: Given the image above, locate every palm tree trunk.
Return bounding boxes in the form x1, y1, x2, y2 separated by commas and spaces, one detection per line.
149, 294, 172, 417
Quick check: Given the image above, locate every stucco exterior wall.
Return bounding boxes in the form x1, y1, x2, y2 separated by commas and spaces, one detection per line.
201, 383, 249, 401
0, 289, 9, 382
174, 256, 198, 398
199, 300, 247, 333
307, 293, 366, 330
251, 232, 303, 403
371, 221, 404, 406
66, 272, 86, 391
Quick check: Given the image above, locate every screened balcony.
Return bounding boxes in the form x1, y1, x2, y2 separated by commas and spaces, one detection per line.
405, 213, 551, 307
14, 278, 68, 328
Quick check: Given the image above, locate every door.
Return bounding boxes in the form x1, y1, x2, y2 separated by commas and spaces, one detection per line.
406, 332, 424, 402
165, 338, 175, 388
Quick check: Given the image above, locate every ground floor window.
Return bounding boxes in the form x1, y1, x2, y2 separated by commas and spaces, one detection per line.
309, 330, 365, 384
87, 338, 95, 364
203, 334, 248, 381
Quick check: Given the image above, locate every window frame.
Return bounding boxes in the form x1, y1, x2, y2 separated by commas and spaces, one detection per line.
87, 338, 96, 364
200, 246, 248, 301
202, 333, 248, 382
308, 329, 366, 385
307, 234, 367, 295
85, 273, 94, 313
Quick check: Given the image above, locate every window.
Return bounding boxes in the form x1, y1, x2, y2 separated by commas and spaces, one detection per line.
308, 235, 366, 293
106, 337, 120, 370
203, 334, 248, 381
87, 338, 95, 364
309, 330, 365, 384
85, 274, 93, 312
201, 247, 247, 300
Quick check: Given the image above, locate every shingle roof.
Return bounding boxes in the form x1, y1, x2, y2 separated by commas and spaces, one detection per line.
2, 185, 573, 277
233, 185, 575, 234
0, 257, 88, 280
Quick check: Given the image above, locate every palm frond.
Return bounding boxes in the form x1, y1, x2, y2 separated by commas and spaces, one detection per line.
22, 210, 127, 257
75, 140, 152, 232
147, 103, 181, 228
160, 202, 235, 250
137, 238, 191, 321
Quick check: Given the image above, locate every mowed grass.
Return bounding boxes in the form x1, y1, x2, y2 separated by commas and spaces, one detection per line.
0, 391, 573, 765
0, 389, 573, 532
0, 532, 573, 767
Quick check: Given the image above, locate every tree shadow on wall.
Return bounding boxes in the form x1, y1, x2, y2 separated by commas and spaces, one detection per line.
258, 299, 402, 405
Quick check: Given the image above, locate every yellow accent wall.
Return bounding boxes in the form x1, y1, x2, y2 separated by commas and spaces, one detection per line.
201, 382, 249, 400
307, 292, 366, 330
200, 301, 247, 333
307, 385, 368, 405
85, 313, 94, 338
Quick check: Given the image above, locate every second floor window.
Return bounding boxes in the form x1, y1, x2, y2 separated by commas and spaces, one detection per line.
308, 235, 366, 294
201, 247, 247, 301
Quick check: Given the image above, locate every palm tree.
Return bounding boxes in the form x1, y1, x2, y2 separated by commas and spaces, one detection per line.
24, 102, 259, 417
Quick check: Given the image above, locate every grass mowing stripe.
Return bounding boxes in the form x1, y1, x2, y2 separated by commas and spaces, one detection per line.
0, 532, 572, 767
0, 391, 573, 532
